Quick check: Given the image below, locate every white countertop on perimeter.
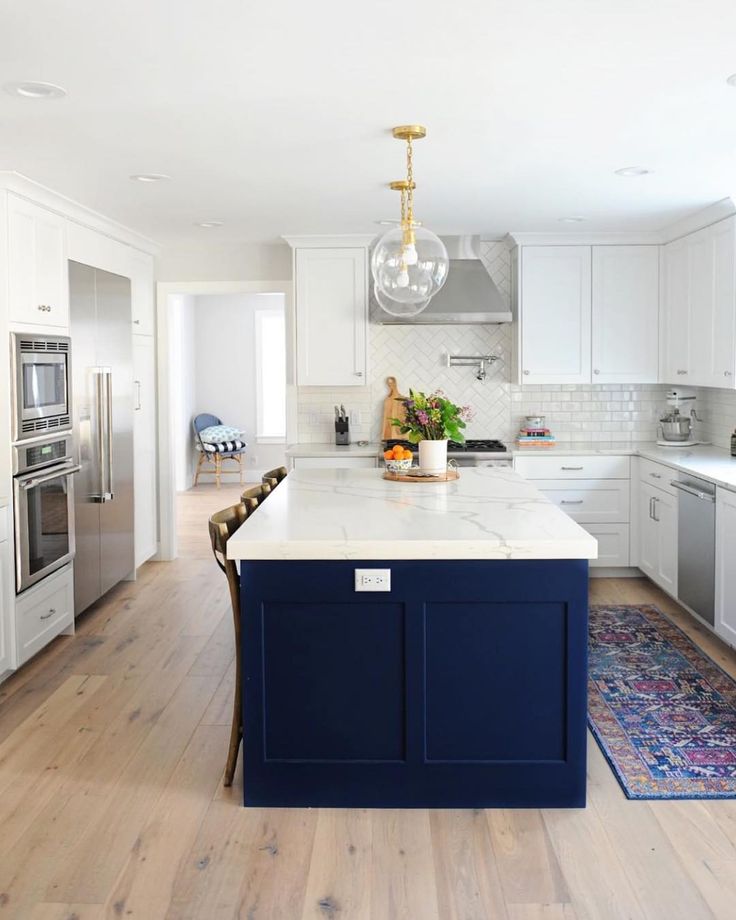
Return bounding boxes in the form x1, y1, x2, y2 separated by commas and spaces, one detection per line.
286, 442, 382, 458
513, 441, 736, 490
227, 467, 598, 562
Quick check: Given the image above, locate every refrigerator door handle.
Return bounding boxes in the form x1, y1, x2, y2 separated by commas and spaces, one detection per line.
92, 368, 114, 503
104, 369, 114, 501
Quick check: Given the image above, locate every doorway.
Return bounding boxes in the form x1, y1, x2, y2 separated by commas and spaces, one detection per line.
157, 281, 294, 560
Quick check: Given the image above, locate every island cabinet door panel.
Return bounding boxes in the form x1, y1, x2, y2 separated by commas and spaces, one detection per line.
424, 602, 567, 762
241, 559, 588, 809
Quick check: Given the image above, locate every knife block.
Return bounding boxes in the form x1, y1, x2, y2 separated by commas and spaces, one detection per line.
335, 420, 350, 446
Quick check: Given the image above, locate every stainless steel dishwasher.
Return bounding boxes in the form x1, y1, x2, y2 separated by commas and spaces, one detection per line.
671, 474, 716, 625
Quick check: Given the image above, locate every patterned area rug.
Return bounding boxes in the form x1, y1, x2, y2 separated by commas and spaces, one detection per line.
588, 604, 736, 799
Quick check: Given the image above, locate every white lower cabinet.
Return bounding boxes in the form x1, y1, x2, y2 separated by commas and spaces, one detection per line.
133, 335, 157, 567
638, 480, 678, 596
15, 565, 74, 666
0, 507, 13, 674
715, 487, 736, 647
513, 454, 630, 567
292, 457, 377, 470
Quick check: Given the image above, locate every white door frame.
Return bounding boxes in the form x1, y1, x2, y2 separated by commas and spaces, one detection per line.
156, 280, 294, 560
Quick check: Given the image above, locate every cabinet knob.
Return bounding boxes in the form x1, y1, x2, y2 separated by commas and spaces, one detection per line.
133, 319, 140, 325
523, 370, 530, 376
37, 304, 51, 312
676, 369, 687, 375
593, 369, 600, 375
353, 371, 363, 377
725, 371, 733, 377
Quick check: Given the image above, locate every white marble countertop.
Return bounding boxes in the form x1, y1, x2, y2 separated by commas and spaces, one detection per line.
227, 467, 598, 562
286, 442, 382, 458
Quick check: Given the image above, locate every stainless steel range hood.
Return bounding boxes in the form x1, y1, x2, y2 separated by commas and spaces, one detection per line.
376, 236, 512, 325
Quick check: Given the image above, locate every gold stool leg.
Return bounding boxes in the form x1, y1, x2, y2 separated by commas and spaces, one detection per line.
215, 454, 221, 489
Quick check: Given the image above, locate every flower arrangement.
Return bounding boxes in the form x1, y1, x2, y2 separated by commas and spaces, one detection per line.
392, 389, 471, 443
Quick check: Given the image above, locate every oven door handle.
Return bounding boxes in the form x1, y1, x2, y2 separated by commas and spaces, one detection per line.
19, 464, 82, 490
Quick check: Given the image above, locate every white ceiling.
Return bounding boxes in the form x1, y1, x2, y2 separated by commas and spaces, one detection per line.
2, 0, 736, 245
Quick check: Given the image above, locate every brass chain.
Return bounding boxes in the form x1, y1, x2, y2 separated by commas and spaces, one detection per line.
405, 138, 414, 223
400, 185, 407, 225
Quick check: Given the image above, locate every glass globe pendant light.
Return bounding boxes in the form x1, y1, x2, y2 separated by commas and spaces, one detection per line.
372, 126, 449, 317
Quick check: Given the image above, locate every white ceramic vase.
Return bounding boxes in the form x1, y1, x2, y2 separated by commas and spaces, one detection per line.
418, 439, 448, 475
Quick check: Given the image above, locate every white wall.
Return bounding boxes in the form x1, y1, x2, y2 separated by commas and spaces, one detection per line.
169, 294, 197, 490
156, 243, 291, 283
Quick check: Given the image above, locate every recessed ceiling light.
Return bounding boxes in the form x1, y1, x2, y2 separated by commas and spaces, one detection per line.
614, 166, 652, 177
195, 220, 224, 228
129, 174, 171, 183
727, 74, 736, 86
558, 216, 586, 223
4, 81, 67, 99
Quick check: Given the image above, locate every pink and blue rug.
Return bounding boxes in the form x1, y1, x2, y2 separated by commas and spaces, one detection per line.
588, 604, 736, 799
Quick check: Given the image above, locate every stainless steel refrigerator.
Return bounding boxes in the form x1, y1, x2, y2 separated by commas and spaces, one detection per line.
69, 261, 134, 615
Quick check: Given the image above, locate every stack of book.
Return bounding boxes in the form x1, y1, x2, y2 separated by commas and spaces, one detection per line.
515, 425, 556, 448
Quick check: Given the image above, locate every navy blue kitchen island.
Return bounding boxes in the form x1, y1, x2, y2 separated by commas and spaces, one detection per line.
227, 468, 597, 809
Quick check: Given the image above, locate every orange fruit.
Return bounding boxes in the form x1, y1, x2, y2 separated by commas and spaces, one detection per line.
402, 449, 413, 460
383, 450, 393, 460
391, 445, 404, 457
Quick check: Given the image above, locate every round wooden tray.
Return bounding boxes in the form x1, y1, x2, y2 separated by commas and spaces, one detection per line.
383, 468, 459, 483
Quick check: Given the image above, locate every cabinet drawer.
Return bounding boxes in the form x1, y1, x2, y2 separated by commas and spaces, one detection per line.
537, 480, 630, 524
637, 457, 677, 495
514, 455, 630, 480
16, 566, 73, 665
293, 457, 377, 470
581, 523, 630, 567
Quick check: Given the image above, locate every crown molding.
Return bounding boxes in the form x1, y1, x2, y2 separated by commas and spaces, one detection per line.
658, 197, 736, 243
505, 230, 662, 247
0, 171, 160, 254
282, 233, 377, 249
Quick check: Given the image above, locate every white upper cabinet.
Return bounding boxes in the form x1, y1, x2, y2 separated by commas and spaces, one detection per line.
294, 246, 367, 387
592, 246, 659, 383
661, 216, 736, 387
129, 249, 156, 336
518, 246, 591, 384
8, 194, 68, 328
661, 236, 690, 382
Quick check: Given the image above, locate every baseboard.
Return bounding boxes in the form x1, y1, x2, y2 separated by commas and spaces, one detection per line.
590, 567, 643, 579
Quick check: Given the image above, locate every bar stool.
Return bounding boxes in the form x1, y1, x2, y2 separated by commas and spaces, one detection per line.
240, 482, 271, 513
262, 466, 288, 492
208, 500, 249, 786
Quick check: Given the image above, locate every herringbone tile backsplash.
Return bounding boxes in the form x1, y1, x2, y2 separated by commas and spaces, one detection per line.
295, 241, 672, 444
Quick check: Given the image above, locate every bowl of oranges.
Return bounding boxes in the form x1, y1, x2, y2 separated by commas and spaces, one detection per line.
383, 443, 414, 473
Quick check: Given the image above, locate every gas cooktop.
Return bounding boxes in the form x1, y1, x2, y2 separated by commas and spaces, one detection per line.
383, 438, 508, 453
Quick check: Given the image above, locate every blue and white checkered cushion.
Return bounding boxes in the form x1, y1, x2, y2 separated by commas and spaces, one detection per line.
197, 425, 247, 454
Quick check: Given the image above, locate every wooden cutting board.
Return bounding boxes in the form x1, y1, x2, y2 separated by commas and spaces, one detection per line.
382, 376, 408, 441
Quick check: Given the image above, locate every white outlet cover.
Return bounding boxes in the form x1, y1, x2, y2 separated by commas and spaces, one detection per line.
354, 568, 391, 592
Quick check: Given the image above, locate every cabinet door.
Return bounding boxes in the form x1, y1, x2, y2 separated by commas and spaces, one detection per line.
0, 534, 11, 675
638, 482, 659, 581
661, 237, 690, 382
710, 217, 736, 388
295, 247, 367, 386
716, 487, 736, 647
592, 246, 659, 383
653, 488, 678, 596
519, 246, 591, 384
8, 194, 68, 328
129, 249, 155, 336
133, 336, 157, 567
687, 225, 715, 387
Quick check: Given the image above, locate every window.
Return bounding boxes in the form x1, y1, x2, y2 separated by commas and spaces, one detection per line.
255, 307, 286, 441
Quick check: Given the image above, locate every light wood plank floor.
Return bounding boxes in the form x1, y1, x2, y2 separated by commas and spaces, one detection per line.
1, 482, 736, 919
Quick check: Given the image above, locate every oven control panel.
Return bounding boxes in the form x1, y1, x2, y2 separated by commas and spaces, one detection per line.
13, 436, 73, 475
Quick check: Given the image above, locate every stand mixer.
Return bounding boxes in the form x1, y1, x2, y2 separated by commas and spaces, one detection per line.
657, 388, 703, 446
